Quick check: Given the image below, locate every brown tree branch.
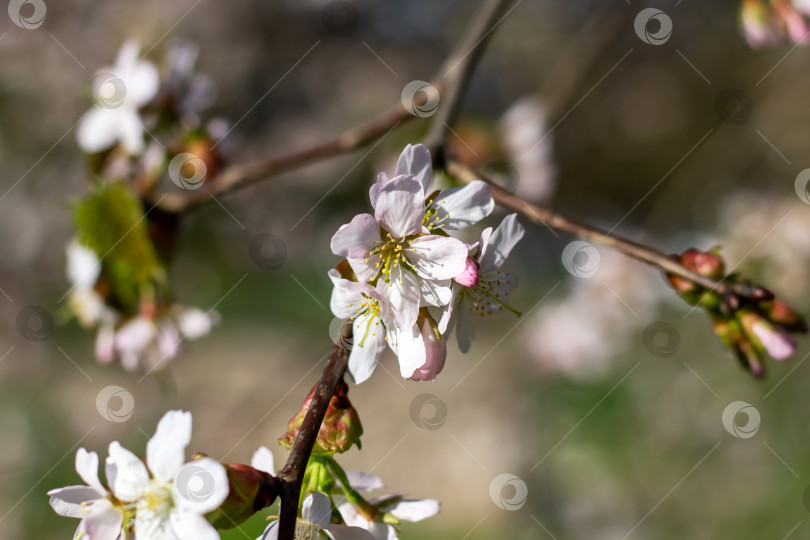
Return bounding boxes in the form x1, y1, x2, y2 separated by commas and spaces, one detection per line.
445, 157, 771, 301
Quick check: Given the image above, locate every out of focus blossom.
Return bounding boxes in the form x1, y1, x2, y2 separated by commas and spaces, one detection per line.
739, 0, 810, 48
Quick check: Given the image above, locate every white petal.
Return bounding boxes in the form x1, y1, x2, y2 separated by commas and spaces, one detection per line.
124, 61, 160, 108
66, 241, 100, 290
83, 499, 124, 540
331, 213, 380, 259
419, 278, 452, 307
328, 269, 369, 319
348, 314, 387, 384
455, 297, 475, 354
394, 144, 433, 194
345, 471, 384, 493
428, 180, 494, 231
250, 446, 276, 476
75, 448, 104, 494
47, 486, 103, 517
259, 520, 280, 540
379, 265, 420, 329
116, 109, 146, 155
114, 40, 141, 71
106, 441, 150, 501
407, 235, 467, 280
327, 524, 379, 540
147, 410, 192, 482
387, 324, 425, 379
478, 213, 524, 274
115, 316, 156, 355
369, 172, 389, 210
172, 457, 230, 514
338, 501, 367, 527
76, 107, 121, 154
170, 509, 222, 540
388, 498, 440, 522
374, 176, 425, 239
302, 492, 332, 529
95, 317, 116, 364
177, 308, 217, 339
154, 320, 181, 366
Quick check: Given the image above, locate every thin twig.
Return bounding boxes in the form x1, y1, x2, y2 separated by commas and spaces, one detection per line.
445, 157, 767, 300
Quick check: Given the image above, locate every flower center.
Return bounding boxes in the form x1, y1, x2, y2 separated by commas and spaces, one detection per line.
423, 199, 449, 231
367, 234, 415, 284
464, 273, 521, 317
294, 518, 321, 540
350, 296, 383, 347
138, 480, 174, 518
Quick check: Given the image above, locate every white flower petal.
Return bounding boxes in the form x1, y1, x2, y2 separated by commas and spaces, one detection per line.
428, 180, 494, 231
419, 278, 452, 307
388, 324, 425, 379
478, 213, 524, 274
331, 213, 380, 259
369, 172, 389, 210
125, 61, 160, 108
327, 524, 379, 540
345, 471, 384, 493
115, 316, 156, 355
259, 520, 280, 540
170, 509, 222, 540
116, 109, 146, 155
106, 441, 150, 501
95, 317, 116, 364
76, 107, 121, 154
47, 486, 103, 518
302, 492, 332, 529
328, 269, 369, 319
379, 265, 420, 329
407, 235, 467, 280
147, 410, 192, 482
83, 499, 123, 540
374, 175, 425, 239
250, 446, 276, 476
66, 241, 101, 290
172, 457, 230, 514
75, 448, 104, 494
177, 308, 218, 340
348, 314, 387, 384
388, 498, 440, 522
394, 144, 433, 194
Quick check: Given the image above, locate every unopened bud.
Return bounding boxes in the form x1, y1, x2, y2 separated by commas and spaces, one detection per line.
207, 463, 280, 529
762, 300, 809, 334
739, 309, 797, 361
453, 257, 479, 287
280, 380, 363, 454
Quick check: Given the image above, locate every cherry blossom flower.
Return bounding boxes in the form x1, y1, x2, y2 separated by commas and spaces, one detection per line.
48, 448, 124, 540
77, 40, 159, 155
106, 410, 229, 540
329, 270, 427, 382
330, 175, 467, 328
435, 213, 525, 353
336, 472, 440, 540
65, 240, 107, 327
259, 492, 375, 540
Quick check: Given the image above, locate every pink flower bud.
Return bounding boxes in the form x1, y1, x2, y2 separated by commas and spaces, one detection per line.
453, 257, 479, 287
409, 319, 447, 381
207, 463, 279, 529
740, 310, 797, 361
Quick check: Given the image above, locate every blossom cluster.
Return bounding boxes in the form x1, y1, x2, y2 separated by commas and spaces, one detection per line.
739, 0, 810, 48
329, 144, 524, 383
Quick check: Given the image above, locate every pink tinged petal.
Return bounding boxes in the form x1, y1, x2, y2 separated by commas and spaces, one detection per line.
344, 471, 385, 493
115, 316, 156, 355
95, 318, 116, 365
251, 446, 276, 476
326, 524, 379, 540
751, 322, 796, 360
408, 320, 447, 382
420, 278, 452, 307
455, 297, 476, 354
302, 492, 332, 529
380, 265, 421, 329
394, 144, 433, 194
407, 235, 468, 280
75, 448, 104, 494
147, 410, 192, 482
77, 107, 121, 154
331, 213, 380, 259
388, 324, 426, 379
427, 288, 455, 335
348, 313, 387, 384
328, 269, 369, 319
155, 320, 181, 365
478, 213, 524, 274
170, 509, 222, 540
172, 457, 230, 514
428, 181, 494, 231
177, 308, 218, 339
388, 499, 440, 522
47, 486, 104, 518
453, 258, 479, 287
374, 175, 425, 239
369, 172, 390, 210
83, 499, 124, 540
106, 441, 150, 501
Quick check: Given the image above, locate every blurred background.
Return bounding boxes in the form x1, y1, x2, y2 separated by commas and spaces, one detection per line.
2, 0, 810, 538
